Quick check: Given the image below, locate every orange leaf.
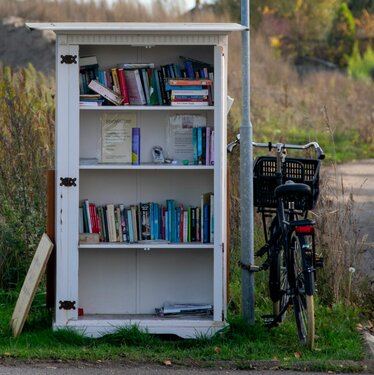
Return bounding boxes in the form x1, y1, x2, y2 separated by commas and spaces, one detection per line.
294, 351, 303, 358
214, 346, 221, 353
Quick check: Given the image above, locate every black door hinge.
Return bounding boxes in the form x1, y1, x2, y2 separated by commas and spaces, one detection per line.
59, 300, 76, 310
60, 55, 77, 64
60, 177, 77, 187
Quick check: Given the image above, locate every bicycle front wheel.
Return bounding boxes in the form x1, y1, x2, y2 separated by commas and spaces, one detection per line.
290, 233, 315, 350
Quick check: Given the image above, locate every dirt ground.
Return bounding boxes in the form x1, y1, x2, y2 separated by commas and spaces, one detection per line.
334, 159, 374, 287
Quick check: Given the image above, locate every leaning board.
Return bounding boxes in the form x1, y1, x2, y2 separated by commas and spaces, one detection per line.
10, 234, 54, 337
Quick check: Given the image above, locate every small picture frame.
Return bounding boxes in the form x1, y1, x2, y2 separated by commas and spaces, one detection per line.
152, 146, 165, 164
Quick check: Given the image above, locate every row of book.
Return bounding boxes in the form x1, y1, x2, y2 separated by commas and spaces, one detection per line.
193, 127, 214, 166
79, 193, 214, 244
79, 55, 214, 107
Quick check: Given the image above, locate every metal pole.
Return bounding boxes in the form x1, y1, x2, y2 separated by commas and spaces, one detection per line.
240, 0, 255, 325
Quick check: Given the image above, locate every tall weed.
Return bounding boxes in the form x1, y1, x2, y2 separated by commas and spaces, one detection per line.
0, 65, 54, 289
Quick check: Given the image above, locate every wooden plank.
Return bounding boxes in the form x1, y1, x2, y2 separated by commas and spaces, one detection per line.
10, 234, 54, 337
46, 169, 55, 309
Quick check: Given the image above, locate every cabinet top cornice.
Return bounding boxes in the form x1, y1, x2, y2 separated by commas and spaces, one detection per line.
26, 22, 246, 34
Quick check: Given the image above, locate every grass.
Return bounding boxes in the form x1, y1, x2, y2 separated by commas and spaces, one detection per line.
0, 290, 365, 368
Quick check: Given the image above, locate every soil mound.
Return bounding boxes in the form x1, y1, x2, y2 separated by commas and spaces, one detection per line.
0, 17, 55, 73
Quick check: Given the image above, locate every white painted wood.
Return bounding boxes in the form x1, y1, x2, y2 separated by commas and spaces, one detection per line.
80, 165, 214, 170
79, 244, 214, 249
55, 40, 80, 325
10, 234, 54, 337
26, 22, 245, 33
49, 24, 236, 337
55, 317, 227, 339
80, 106, 214, 111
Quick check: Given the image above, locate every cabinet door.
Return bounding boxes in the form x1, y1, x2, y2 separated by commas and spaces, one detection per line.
55, 41, 80, 323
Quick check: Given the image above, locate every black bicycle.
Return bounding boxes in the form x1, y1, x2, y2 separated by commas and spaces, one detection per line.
228, 135, 325, 350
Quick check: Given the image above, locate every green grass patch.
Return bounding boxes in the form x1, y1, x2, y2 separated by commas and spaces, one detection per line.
0, 292, 365, 365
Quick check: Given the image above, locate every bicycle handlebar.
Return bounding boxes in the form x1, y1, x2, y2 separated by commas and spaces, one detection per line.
227, 134, 325, 160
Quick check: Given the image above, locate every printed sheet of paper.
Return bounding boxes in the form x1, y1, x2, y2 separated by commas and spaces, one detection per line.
166, 114, 206, 162
101, 113, 136, 163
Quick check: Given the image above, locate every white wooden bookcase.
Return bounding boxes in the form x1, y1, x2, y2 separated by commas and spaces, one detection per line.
26, 22, 244, 338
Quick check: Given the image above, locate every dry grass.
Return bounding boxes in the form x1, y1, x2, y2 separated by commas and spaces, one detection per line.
0, 0, 373, 303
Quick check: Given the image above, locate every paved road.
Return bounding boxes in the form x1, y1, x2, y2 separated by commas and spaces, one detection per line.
335, 159, 374, 285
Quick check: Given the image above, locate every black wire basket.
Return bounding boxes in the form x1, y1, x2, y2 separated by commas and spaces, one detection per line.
253, 156, 321, 210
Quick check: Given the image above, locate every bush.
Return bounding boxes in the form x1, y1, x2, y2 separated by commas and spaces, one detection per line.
348, 43, 374, 82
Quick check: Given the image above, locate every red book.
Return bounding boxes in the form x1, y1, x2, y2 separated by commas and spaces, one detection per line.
117, 68, 130, 105
168, 79, 213, 86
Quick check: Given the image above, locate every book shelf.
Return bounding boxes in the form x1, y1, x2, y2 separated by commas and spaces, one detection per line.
26, 22, 244, 338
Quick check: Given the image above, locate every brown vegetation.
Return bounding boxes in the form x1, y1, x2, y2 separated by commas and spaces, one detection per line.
0, 0, 373, 306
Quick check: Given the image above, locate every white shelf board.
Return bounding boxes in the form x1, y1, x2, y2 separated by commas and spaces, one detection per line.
79, 164, 214, 170
79, 243, 214, 249
80, 106, 214, 111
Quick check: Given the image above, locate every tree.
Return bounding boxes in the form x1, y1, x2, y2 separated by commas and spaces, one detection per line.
328, 2, 356, 66
348, 0, 374, 17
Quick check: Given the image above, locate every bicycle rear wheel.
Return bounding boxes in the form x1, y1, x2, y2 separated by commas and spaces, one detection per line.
290, 233, 315, 350
270, 246, 289, 320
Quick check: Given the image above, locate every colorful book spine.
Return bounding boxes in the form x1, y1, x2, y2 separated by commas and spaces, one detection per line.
132, 127, 140, 165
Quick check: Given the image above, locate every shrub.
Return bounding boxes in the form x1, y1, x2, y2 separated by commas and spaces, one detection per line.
348, 43, 374, 82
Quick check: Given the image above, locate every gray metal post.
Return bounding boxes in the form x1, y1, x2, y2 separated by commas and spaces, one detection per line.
240, 0, 255, 325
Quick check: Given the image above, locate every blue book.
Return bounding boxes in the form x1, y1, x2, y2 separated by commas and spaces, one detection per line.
154, 203, 159, 240
150, 202, 154, 240
165, 84, 203, 90
197, 127, 203, 165
127, 209, 134, 243
132, 128, 140, 165
184, 60, 194, 79
193, 128, 198, 165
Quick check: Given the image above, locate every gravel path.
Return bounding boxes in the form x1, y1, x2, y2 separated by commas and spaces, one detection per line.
335, 160, 374, 287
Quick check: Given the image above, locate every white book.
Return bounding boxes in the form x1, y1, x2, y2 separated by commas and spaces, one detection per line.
171, 89, 209, 96
124, 70, 146, 105
171, 101, 209, 106
88, 79, 124, 106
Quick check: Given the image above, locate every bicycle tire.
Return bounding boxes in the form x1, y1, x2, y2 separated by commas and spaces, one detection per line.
290, 233, 315, 350
268, 220, 289, 320
270, 247, 289, 320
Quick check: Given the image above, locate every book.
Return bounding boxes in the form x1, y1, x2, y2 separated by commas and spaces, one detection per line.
79, 55, 98, 67
201, 192, 213, 243
140, 203, 151, 240
101, 113, 135, 164
124, 69, 146, 105
121, 63, 155, 69
106, 204, 117, 242
132, 127, 140, 165
168, 79, 213, 86
130, 205, 139, 242
141, 68, 151, 104
125, 208, 133, 243
88, 79, 124, 106
171, 101, 209, 106
83, 200, 92, 233
111, 68, 121, 95
205, 127, 211, 166
116, 68, 130, 105
171, 89, 209, 96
